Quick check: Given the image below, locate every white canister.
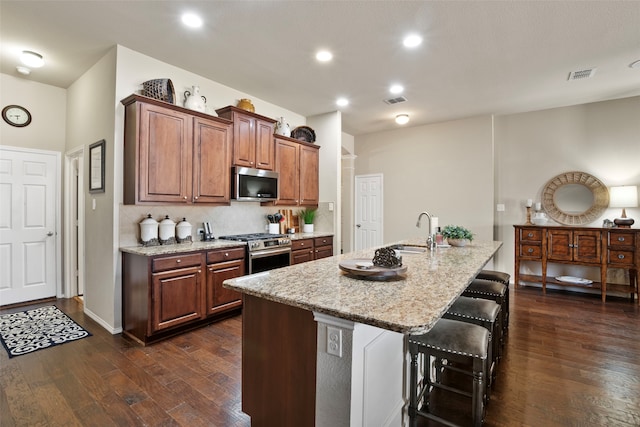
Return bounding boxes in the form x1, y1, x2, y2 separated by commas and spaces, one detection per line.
159, 215, 176, 245
176, 217, 192, 243
139, 214, 159, 246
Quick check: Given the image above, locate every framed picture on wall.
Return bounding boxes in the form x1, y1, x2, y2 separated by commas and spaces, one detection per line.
89, 139, 105, 193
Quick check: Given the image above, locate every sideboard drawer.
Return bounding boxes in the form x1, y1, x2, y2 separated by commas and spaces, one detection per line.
608, 249, 635, 266
519, 244, 542, 259
519, 228, 542, 242
608, 231, 636, 247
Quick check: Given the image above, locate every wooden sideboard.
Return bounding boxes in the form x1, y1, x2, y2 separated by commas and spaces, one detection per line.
514, 225, 639, 303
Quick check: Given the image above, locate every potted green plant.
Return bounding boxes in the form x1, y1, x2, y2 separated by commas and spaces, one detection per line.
299, 208, 317, 233
441, 225, 474, 247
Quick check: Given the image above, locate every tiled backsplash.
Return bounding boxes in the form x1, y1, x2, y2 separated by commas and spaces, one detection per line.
119, 202, 335, 247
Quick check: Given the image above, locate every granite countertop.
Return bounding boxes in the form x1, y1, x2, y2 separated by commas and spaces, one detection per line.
224, 238, 502, 335
120, 240, 247, 256
289, 232, 334, 240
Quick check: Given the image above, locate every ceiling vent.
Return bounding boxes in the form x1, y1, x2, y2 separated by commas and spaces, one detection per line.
383, 96, 407, 105
568, 68, 596, 81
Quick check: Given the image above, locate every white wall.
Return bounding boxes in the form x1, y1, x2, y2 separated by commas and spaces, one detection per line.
354, 116, 494, 245
0, 73, 66, 151
66, 47, 118, 331
494, 95, 640, 279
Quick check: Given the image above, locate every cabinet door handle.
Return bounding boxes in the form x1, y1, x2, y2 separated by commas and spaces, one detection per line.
194, 196, 198, 200
618, 237, 625, 242
618, 254, 625, 259
527, 248, 533, 253
183, 196, 187, 200
527, 233, 534, 238
176, 259, 181, 263
225, 252, 229, 257
568, 244, 574, 248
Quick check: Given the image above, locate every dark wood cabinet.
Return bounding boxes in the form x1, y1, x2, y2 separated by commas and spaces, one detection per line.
216, 106, 276, 170
206, 247, 245, 315
291, 236, 334, 265
514, 225, 638, 303
122, 246, 246, 345
273, 135, 320, 207
122, 94, 232, 205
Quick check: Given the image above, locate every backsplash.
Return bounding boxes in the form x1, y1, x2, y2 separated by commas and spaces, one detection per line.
119, 201, 335, 247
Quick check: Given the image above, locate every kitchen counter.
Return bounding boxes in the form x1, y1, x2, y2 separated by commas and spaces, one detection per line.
288, 231, 334, 240
224, 238, 502, 334
225, 237, 503, 426
119, 240, 246, 256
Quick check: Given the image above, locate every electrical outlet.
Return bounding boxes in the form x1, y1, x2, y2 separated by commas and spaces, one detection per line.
496, 203, 505, 212
327, 326, 342, 357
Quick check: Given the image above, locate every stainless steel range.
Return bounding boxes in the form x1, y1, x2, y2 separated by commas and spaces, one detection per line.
219, 233, 291, 275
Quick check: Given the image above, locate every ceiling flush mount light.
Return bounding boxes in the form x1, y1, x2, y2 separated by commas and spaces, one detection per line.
336, 98, 349, 107
389, 84, 404, 94
630, 59, 640, 69
403, 34, 423, 48
395, 114, 410, 125
16, 66, 31, 75
20, 50, 44, 68
316, 50, 333, 62
181, 12, 203, 28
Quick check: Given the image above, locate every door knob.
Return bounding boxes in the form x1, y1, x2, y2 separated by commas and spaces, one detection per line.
356, 224, 361, 228
47, 232, 54, 236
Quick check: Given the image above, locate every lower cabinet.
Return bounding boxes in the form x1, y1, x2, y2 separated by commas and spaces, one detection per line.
291, 236, 334, 265
122, 246, 245, 345
206, 247, 245, 315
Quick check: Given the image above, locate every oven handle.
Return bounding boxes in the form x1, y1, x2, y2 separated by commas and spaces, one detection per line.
249, 247, 292, 259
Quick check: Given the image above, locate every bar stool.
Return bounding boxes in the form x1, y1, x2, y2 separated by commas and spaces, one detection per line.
464, 278, 509, 339
475, 270, 511, 333
444, 296, 502, 392
409, 318, 489, 427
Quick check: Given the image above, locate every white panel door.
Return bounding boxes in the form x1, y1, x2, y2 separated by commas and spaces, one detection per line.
0, 147, 58, 305
354, 174, 383, 251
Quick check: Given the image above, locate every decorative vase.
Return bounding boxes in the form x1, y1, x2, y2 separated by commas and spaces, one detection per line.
447, 238, 468, 247
237, 98, 255, 112
275, 117, 291, 137
303, 223, 314, 233
184, 86, 206, 112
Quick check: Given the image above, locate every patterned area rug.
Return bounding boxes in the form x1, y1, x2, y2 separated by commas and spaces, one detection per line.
0, 305, 91, 358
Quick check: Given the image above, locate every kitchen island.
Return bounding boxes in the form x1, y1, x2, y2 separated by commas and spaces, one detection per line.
224, 238, 503, 427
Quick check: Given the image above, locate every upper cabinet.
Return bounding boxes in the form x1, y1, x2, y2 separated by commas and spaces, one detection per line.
122, 95, 232, 205
216, 106, 276, 170
273, 135, 319, 207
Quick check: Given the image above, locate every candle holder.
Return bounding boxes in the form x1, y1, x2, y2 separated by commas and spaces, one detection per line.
525, 206, 533, 225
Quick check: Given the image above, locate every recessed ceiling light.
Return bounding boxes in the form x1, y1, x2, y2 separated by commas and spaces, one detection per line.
389, 84, 404, 94
395, 114, 410, 125
630, 59, 640, 69
316, 50, 333, 62
336, 98, 349, 107
403, 34, 422, 48
181, 12, 203, 28
20, 51, 44, 68
16, 66, 31, 75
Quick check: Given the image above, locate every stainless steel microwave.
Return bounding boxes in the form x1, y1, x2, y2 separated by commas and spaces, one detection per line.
232, 167, 279, 202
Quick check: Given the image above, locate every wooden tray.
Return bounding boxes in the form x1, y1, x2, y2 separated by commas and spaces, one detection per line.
339, 258, 407, 280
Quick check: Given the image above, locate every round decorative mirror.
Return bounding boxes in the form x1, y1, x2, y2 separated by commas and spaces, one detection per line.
541, 171, 609, 225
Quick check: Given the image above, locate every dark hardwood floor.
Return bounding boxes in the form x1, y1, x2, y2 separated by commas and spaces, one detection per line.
1, 287, 638, 426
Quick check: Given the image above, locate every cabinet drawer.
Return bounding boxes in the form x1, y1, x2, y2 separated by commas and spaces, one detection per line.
519, 228, 542, 242
608, 249, 635, 266
206, 247, 245, 264
519, 244, 542, 259
608, 231, 636, 247
152, 253, 202, 272
292, 239, 314, 250
314, 236, 332, 247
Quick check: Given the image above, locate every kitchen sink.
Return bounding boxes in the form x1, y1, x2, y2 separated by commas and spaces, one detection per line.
389, 244, 427, 254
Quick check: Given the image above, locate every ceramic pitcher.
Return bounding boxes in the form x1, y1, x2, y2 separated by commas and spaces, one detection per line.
184, 86, 206, 112
275, 117, 291, 137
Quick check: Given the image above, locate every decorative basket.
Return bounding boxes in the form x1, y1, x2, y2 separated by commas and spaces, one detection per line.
291, 125, 316, 143
142, 79, 175, 104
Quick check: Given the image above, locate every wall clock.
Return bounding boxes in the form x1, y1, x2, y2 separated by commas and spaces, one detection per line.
2, 105, 32, 127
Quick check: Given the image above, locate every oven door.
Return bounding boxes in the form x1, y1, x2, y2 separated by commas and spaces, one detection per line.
249, 247, 292, 275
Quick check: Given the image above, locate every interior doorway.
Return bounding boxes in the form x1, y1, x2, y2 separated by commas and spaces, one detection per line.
64, 146, 85, 300
354, 173, 383, 250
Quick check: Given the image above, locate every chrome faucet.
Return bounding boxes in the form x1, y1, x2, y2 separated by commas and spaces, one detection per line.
416, 211, 436, 250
